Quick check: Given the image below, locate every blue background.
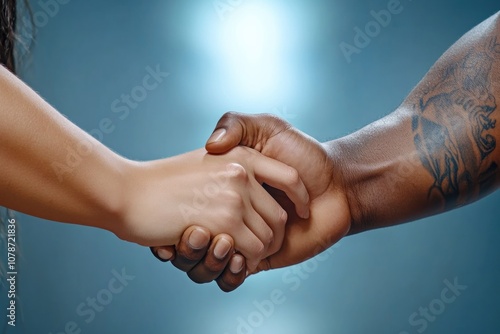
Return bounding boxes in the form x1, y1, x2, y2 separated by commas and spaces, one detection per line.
1, 0, 500, 333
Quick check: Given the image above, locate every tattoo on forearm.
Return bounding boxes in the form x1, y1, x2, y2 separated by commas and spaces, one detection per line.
412, 36, 499, 208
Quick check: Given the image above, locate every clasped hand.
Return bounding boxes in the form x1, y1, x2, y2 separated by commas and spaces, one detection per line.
115, 145, 310, 273
149, 113, 352, 291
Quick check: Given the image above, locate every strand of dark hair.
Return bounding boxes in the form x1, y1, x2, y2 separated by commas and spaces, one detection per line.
1, 0, 17, 73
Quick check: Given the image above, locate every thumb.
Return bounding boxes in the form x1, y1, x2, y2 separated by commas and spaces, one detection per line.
205, 112, 288, 154
205, 112, 248, 154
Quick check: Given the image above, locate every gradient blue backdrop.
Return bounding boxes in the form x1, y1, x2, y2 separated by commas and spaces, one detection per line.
1, 0, 500, 333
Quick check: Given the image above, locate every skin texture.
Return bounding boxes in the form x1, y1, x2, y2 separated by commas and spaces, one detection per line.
122, 146, 311, 271
151, 114, 352, 291
0, 64, 312, 272
153, 11, 500, 292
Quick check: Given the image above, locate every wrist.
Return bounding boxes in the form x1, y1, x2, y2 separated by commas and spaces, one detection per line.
322, 138, 362, 236
110, 156, 182, 246
99, 157, 143, 241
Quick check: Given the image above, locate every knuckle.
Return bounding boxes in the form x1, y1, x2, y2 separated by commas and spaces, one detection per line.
176, 246, 203, 263
225, 163, 249, 183
217, 277, 242, 293
267, 227, 282, 255
285, 167, 300, 186
171, 257, 196, 272
203, 259, 226, 274
252, 241, 266, 259
264, 229, 274, 248
187, 272, 211, 284
278, 209, 288, 225
222, 111, 238, 120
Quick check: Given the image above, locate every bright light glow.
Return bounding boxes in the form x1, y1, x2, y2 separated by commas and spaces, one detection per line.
224, 5, 280, 63
190, 1, 311, 109
219, 3, 284, 99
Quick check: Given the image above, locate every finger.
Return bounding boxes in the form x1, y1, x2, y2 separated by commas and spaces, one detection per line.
248, 178, 288, 256
213, 173, 268, 272
242, 200, 276, 259
187, 234, 234, 284
229, 222, 266, 273
216, 253, 247, 292
252, 153, 310, 219
255, 187, 348, 272
150, 246, 175, 262
205, 112, 289, 154
171, 226, 211, 272
205, 112, 246, 154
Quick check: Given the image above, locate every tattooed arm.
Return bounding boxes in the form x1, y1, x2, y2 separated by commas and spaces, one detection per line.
337, 12, 500, 234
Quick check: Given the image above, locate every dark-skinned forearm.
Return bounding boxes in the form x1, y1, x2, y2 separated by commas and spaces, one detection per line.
327, 12, 500, 234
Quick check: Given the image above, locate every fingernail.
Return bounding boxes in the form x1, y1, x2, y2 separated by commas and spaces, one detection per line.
302, 207, 310, 219
207, 128, 226, 144
214, 238, 232, 259
188, 228, 209, 249
157, 248, 173, 261
229, 256, 244, 274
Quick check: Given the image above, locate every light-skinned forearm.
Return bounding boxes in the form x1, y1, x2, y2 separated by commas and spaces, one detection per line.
328, 12, 500, 234
0, 65, 127, 232
0, 68, 311, 266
